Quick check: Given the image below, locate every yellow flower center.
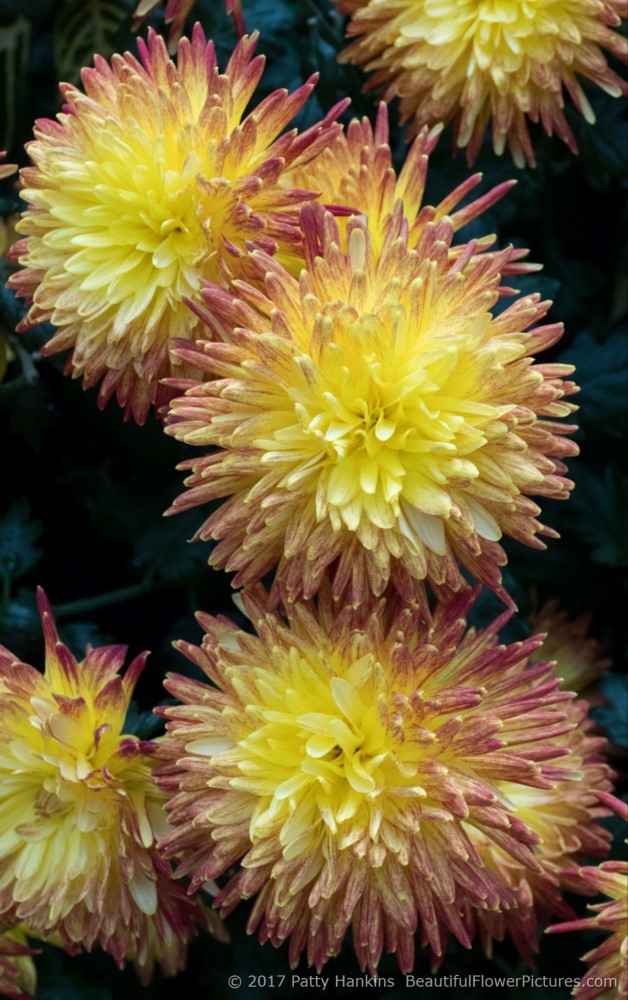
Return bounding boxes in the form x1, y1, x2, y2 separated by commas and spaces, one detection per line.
405, 0, 598, 93
0, 684, 150, 847
38, 122, 248, 335
226, 647, 429, 861
262, 233, 511, 546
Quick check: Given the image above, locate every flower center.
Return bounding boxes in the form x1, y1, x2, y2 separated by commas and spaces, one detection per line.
279, 302, 504, 543
422, 0, 568, 71
233, 650, 425, 857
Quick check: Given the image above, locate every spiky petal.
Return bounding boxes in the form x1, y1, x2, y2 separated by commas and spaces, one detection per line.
132, 2, 197, 51
0, 589, 215, 970
167, 200, 578, 608
8, 26, 345, 422
548, 793, 628, 1000
457, 699, 612, 965
156, 586, 582, 974
132, 4, 245, 50
285, 103, 537, 274
333, 0, 628, 166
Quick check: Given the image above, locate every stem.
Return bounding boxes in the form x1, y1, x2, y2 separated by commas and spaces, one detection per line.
53, 579, 169, 619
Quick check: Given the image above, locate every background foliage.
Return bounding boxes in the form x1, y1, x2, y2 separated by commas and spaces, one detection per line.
0, 0, 626, 996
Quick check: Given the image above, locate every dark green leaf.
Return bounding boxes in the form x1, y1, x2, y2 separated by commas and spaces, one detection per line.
53, 0, 135, 87
564, 328, 628, 438
591, 674, 628, 747
0, 497, 42, 578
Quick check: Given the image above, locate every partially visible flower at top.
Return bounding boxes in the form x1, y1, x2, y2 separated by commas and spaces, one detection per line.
458, 698, 612, 965
8, 26, 346, 422
547, 792, 628, 1000
132, 1, 245, 50
0, 926, 36, 1000
167, 201, 578, 609
0, 589, 216, 972
529, 599, 612, 692
333, 0, 628, 166
156, 586, 578, 974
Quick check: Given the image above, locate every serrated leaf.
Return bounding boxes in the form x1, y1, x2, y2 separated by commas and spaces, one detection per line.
569, 466, 628, 566
563, 329, 628, 438
53, 0, 135, 87
0, 498, 42, 579
131, 510, 207, 583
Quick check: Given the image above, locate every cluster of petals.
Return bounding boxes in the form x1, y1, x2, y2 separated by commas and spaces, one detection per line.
0, 590, 218, 979
156, 586, 592, 974
457, 698, 612, 964
8, 26, 345, 421
333, 0, 628, 166
167, 190, 578, 609
477, 604, 613, 964
285, 102, 540, 269
548, 792, 628, 1000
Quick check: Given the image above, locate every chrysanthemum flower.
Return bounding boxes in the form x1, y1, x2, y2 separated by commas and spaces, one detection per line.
457, 698, 612, 964
333, 0, 628, 166
285, 102, 538, 272
529, 600, 611, 692
0, 925, 36, 1000
132, 1, 245, 50
548, 792, 628, 1000
0, 589, 213, 969
167, 201, 578, 608
8, 27, 345, 422
156, 587, 582, 974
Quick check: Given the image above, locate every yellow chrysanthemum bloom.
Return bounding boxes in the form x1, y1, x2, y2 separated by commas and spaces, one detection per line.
458, 699, 612, 964
167, 201, 578, 608
0, 589, 212, 971
548, 792, 628, 1000
285, 102, 538, 273
157, 587, 582, 974
0, 925, 36, 1000
529, 600, 611, 692
8, 27, 345, 422
333, 0, 628, 166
